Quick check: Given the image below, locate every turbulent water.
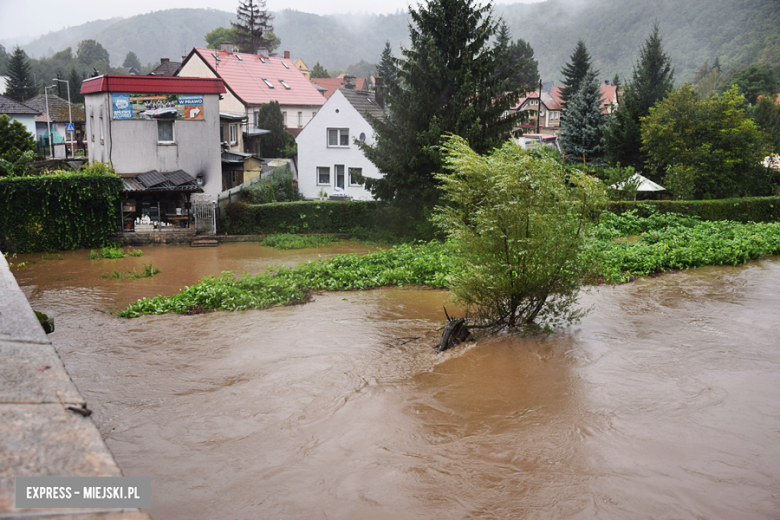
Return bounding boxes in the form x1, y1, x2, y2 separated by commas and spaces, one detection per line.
13, 243, 780, 519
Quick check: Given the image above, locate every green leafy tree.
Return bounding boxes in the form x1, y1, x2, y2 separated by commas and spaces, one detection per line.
604, 24, 674, 171
206, 25, 279, 53
4, 46, 37, 102
77, 40, 110, 67
751, 94, 780, 152
560, 72, 607, 164
559, 40, 598, 108
433, 135, 607, 332
255, 101, 293, 158
695, 67, 724, 99
375, 41, 398, 89
345, 59, 375, 78
123, 51, 142, 70
357, 0, 521, 207
641, 85, 771, 199
310, 61, 329, 79
232, 0, 274, 55
0, 114, 37, 163
726, 65, 780, 104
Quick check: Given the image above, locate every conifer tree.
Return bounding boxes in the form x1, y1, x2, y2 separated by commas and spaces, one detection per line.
123, 51, 142, 70
559, 72, 607, 163
310, 62, 329, 79
68, 67, 85, 104
559, 40, 597, 108
4, 46, 37, 102
255, 101, 292, 158
232, 0, 274, 55
375, 41, 398, 90
494, 21, 538, 93
604, 24, 674, 171
357, 0, 521, 207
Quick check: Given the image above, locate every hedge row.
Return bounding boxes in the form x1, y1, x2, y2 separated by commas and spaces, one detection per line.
608, 197, 780, 223
223, 200, 385, 235
0, 171, 123, 253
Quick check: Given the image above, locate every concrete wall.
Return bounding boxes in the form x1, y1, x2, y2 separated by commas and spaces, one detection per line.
85, 92, 222, 199
296, 90, 381, 201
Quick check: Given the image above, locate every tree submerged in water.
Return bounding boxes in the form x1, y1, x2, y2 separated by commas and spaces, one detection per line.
434, 135, 607, 333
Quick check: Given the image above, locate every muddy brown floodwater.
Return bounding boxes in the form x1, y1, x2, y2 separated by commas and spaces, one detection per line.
13, 243, 780, 519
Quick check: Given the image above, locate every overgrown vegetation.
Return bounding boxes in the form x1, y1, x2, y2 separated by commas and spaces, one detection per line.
261, 233, 341, 249
89, 246, 143, 259
0, 162, 122, 253
100, 261, 160, 280
239, 166, 299, 204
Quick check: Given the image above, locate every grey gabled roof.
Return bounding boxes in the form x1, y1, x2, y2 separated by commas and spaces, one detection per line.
340, 89, 385, 120
0, 95, 39, 116
24, 94, 86, 123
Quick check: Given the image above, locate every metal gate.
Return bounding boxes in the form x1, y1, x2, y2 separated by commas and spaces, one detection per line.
191, 194, 217, 234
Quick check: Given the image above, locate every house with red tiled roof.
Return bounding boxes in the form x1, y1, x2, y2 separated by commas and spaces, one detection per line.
311, 75, 370, 100
176, 47, 325, 138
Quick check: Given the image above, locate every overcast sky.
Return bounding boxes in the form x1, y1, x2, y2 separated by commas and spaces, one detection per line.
1, 0, 546, 42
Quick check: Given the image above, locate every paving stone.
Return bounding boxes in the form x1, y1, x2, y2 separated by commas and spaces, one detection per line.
0, 289, 49, 345
0, 404, 121, 515
0, 341, 84, 406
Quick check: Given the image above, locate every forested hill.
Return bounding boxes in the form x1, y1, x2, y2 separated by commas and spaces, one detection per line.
18, 0, 779, 85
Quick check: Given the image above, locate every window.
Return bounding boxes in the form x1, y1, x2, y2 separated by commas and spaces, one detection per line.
229, 123, 238, 144
327, 128, 349, 147
317, 166, 330, 184
282, 61, 290, 69
236, 54, 243, 61
349, 167, 362, 186
282, 112, 287, 127
254, 111, 259, 127
90, 115, 94, 142
261, 78, 274, 88
211, 53, 221, 62
279, 79, 291, 89
158, 120, 174, 143
297, 112, 302, 127
358, 132, 366, 142
335, 165, 345, 189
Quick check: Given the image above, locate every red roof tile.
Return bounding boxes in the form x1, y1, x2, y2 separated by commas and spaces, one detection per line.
310, 78, 343, 100
81, 75, 226, 95
184, 48, 325, 107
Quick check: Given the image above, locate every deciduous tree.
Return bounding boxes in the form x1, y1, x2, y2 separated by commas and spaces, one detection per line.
358, 0, 521, 207
77, 40, 110, 67
727, 65, 779, 104
255, 101, 293, 158
0, 114, 37, 163
434, 135, 606, 332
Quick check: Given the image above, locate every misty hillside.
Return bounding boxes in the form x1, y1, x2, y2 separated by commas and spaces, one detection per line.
19, 0, 779, 85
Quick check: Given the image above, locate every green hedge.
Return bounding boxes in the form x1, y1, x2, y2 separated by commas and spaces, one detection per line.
0, 170, 123, 253
608, 197, 780, 223
224, 200, 385, 235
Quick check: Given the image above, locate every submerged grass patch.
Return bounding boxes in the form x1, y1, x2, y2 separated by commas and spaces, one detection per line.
261, 233, 341, 249
119, 212, 780, 318
119, 242, 452, 317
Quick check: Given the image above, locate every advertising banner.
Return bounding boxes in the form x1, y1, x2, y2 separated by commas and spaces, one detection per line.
112, 94, 204, 121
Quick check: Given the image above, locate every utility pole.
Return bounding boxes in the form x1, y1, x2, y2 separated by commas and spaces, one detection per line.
535, 79, 542, 134
53, 78, 73, 157
44, 85, 56, 158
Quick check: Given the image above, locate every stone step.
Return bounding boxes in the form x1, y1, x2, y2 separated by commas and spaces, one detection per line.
191, 239, 219, 247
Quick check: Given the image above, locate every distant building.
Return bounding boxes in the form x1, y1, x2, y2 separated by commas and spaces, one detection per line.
311, 75, 370, 100
0, 94, 39, 137
294, 57, 310, 80
149, 58, 181, 77
23, 94, 86, 154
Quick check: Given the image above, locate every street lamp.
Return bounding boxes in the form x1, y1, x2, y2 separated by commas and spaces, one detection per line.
52, 78, 73, 157
43, 85, 56, 158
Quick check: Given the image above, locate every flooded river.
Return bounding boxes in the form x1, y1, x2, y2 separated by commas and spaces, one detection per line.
13, 243, 780, 519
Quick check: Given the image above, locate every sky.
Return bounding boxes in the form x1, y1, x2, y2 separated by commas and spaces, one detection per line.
0, 0, 546, 42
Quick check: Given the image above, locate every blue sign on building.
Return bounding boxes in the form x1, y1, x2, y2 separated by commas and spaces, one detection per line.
111, 94, 133, 120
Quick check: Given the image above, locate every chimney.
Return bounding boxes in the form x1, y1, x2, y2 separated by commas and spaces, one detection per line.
344, 75, 356, 89
160, 58, 170, 65
284, 50, 290, 60
220, 43, 234, 53
374, 76, 385, 109
257, 47, 269, 58
604, 79, 610, 85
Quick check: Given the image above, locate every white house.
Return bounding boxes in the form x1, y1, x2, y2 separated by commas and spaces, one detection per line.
0, 94, 39, 137
296, 88, 385, 200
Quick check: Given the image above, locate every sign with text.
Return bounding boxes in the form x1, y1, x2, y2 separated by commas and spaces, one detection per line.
112, 93, 204, 121
15, 476, 151, 509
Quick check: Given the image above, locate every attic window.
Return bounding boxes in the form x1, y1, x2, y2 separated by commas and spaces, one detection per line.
367, 98, 375, 104
236, 54, 243, 61
282, 62, 290, 69
258, 56, 266, 64
212, 53, 221, 62
262, 78, 274, 88
279, 79, 291, 90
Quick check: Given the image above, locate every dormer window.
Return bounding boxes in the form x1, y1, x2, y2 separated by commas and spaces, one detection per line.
279, 79, 291, 90
262, 78, 274, 88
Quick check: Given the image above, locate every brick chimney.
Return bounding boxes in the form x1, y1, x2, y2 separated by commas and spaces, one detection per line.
343, 75, 356, 89
284, 50, 290, 59
374, 77, 385, 109
220, 43, 235, 53
160, 58, 169, 65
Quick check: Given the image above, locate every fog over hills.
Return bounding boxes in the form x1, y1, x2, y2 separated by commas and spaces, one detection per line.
16, 0, 780, 85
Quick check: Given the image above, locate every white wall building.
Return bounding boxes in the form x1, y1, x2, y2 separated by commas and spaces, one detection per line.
296, 88, 385, 200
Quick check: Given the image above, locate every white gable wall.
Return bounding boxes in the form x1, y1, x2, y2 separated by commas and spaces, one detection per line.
296, 89, 381, 200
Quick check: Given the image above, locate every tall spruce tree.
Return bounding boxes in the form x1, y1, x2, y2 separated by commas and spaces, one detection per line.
604, 23, 674, 172
375, 41, 398, 90
494, 21, 539, 93
310, 62, 329, 79
358, 0, 521, 207
559, 40, 597, 109
68, 67, 85, 104
232, 0, 274, 55
559, 72, 607, 164
4, 46, 37, 102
